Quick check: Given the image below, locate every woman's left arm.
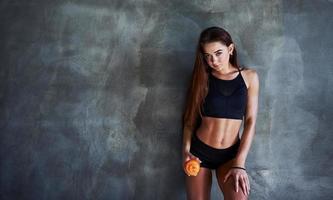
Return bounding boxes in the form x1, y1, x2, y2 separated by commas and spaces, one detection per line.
223, 69, 260, 196
233, 69, 260, 167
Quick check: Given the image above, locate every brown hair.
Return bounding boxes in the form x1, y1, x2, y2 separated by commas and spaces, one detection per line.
182, 26, 241, 130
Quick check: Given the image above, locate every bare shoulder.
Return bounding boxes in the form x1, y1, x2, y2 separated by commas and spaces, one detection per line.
240, 66, 259, 89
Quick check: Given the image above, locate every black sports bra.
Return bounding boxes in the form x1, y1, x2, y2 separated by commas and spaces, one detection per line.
202, 68, 248, 120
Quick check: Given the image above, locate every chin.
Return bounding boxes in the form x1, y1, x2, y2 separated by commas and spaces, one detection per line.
213, 66, 223, 71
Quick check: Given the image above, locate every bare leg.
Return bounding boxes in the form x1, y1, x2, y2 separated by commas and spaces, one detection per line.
186, 167, 212, 200
215, 159, 248, 200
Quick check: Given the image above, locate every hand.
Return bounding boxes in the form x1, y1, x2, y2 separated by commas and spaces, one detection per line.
182, 151, 201, 176
223, 167, 250, 196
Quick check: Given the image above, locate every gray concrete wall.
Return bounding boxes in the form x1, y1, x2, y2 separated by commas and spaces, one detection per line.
1, 0, 332, 199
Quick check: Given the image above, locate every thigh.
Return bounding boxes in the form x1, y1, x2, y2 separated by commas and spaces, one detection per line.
215, 159, 248, 200
186, 167, 212, 200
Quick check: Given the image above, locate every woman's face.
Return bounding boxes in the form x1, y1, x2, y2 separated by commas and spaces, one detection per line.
202, 41, 234, 72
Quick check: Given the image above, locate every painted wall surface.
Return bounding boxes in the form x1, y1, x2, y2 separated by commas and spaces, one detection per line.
1, 0, 332, 199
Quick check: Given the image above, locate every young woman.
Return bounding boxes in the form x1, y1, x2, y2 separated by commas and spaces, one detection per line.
182, 26, 259, 200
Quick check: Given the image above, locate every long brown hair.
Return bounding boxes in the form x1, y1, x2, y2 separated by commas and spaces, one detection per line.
182, 26, 241, 130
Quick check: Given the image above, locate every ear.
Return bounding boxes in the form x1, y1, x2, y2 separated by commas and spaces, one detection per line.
228, 43, 235, 55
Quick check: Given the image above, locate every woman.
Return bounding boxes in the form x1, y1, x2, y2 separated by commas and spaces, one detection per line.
182, 26, 259, 200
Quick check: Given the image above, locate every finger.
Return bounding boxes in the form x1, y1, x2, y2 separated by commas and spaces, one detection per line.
246, 177, 250, 195
235, 176, 239, 193
184, 168, 190, 176
242, 173, 249, 195
183, 166, 187, 176
244, 178, 249, 196
194, 156, 201, 163
195, 157, 202, 163
240, 177, 247, 196
187, 154, 201, 164
183, 168, 188, 176
247, 178, 251, 190
243, 177, 249, 196
223, 171, 231, 183
240, 176, 247, 196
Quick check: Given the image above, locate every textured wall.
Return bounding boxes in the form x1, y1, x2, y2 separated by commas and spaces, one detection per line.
1, 0, 332, 199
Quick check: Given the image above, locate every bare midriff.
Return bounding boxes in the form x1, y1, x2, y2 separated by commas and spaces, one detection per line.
195, 116, 242, 149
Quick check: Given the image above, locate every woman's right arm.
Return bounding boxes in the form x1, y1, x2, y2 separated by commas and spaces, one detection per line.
182, 125, 201, 175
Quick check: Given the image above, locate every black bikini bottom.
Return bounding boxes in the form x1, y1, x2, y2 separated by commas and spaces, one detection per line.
190, 132, 240, 170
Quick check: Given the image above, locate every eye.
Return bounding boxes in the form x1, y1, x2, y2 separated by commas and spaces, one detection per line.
216, 52, 222, 56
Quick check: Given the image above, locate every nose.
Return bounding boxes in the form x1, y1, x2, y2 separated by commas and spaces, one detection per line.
211, 55, 217, 64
